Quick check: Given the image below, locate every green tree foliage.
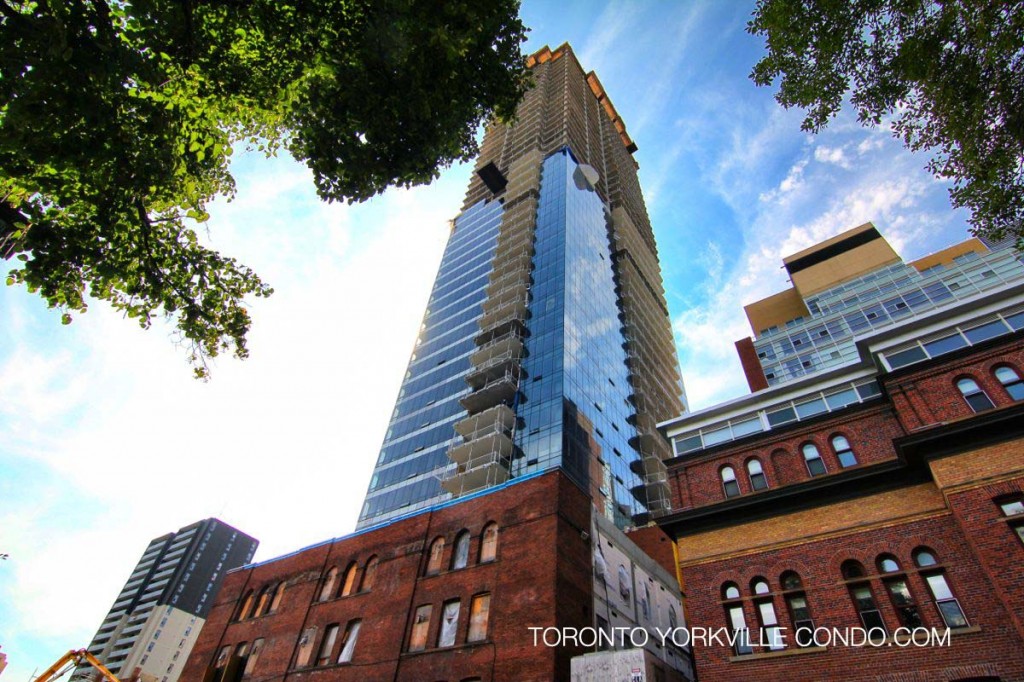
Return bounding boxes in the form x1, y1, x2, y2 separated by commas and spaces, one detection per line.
0, 0, 528, 377
748, 1, 1024, 245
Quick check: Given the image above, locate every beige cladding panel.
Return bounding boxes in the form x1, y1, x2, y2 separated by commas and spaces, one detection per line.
744, 288, 810, 336
789, 237, 901, 297
909, 238, 988, 272
782, 222, 877, 264
676, 483, 946, 565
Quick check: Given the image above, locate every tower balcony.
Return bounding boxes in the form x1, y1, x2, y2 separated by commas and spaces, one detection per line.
440, 453, 512, 496
494, 229, 534, 256
486, 267, 531, 297
629, 430, 660, 455
474, 318, 527, 347
459, 369, 520, 414
478, 294, 530, 331
489, 249, 533, 283
454, 404, 516, 440
466, 350, 522, 389
482, 281, 529, 313
470, 332, 524, 368
448, 429, 515, 466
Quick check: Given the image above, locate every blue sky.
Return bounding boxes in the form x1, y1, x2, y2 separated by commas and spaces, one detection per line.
0, 1, 972, 677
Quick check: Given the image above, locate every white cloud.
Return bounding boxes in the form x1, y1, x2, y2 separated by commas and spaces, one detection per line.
813, 144, 852, 169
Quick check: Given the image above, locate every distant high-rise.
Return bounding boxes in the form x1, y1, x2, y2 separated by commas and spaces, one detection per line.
358, 43, 685, 531
72, 518, 257, 682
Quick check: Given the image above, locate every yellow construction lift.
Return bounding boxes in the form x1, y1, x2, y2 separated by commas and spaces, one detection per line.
34, 650, 120, 682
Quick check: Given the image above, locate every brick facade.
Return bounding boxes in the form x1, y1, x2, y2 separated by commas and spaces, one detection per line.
660, 334, 1024, 681
179, 471, 594, 682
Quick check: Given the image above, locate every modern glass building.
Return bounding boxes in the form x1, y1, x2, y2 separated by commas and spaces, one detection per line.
357, 44, 685, 530
737, 222, 1024, 391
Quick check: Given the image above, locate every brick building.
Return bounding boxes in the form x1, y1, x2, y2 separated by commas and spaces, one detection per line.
658, 225, 1024, 681
179, 472, 690, 682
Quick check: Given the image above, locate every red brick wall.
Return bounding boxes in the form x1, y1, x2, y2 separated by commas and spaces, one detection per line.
668, 405, 905, 510
179, 471, 594, 682
884, 337, 1024, 431
679, 512, 1024, 682
943, 474, 1024, 645
624, 526, 678, 578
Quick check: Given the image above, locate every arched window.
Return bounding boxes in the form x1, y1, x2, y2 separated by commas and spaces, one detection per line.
359, 556, 378, 592
841, 559, 866, 580
747, 459, 768, 491
235, 590, 255, 621
721, 466, 740, 498
876, 554, 900, 574
912, 548, 937, 568
269, 582, 286, 613
722, 582, 741, 600
780, 571, 802, 591
480, 523, 498, 563
319, 567, 339, 602
957, 377, 994, 412
995, 365, 1024, 400
751, 577, 770, 595
426, 537, 445, 575
780, 571, 813, 647
912, 547, 968, 628
340, 562, 358, 597
831, 435, 857, 468
802, 443, 826, 476
452, 530, 471, 570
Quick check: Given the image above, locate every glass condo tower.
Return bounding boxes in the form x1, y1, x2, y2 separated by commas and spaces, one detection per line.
357, 44, 685, 531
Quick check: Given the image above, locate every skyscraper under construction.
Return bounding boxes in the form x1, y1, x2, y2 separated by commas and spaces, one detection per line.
358, 43, 685, 531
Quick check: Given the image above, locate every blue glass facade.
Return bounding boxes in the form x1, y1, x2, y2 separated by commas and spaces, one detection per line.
358, 200, 504, 526
358, 148, 651, 530
513, 149, 646, 527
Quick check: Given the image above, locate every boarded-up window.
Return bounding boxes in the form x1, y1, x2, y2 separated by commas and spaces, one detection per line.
338, 620, 361, 663
438, 600, 460, 647
452, 531, 470, 570
480, 524, 498, 563
317, 624, 339, 666
467, 594, 491, 642
360, 556, 379, 591
253, 587, 271, 617
340, 563, 358, 597
235, 591, 254, 621
410, 605, 432, 652
426, 538, 445, 575
269, 583, 286, 612
243, 639, 264, 677
295, 626, 318, 668
319, 567, 339, 602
